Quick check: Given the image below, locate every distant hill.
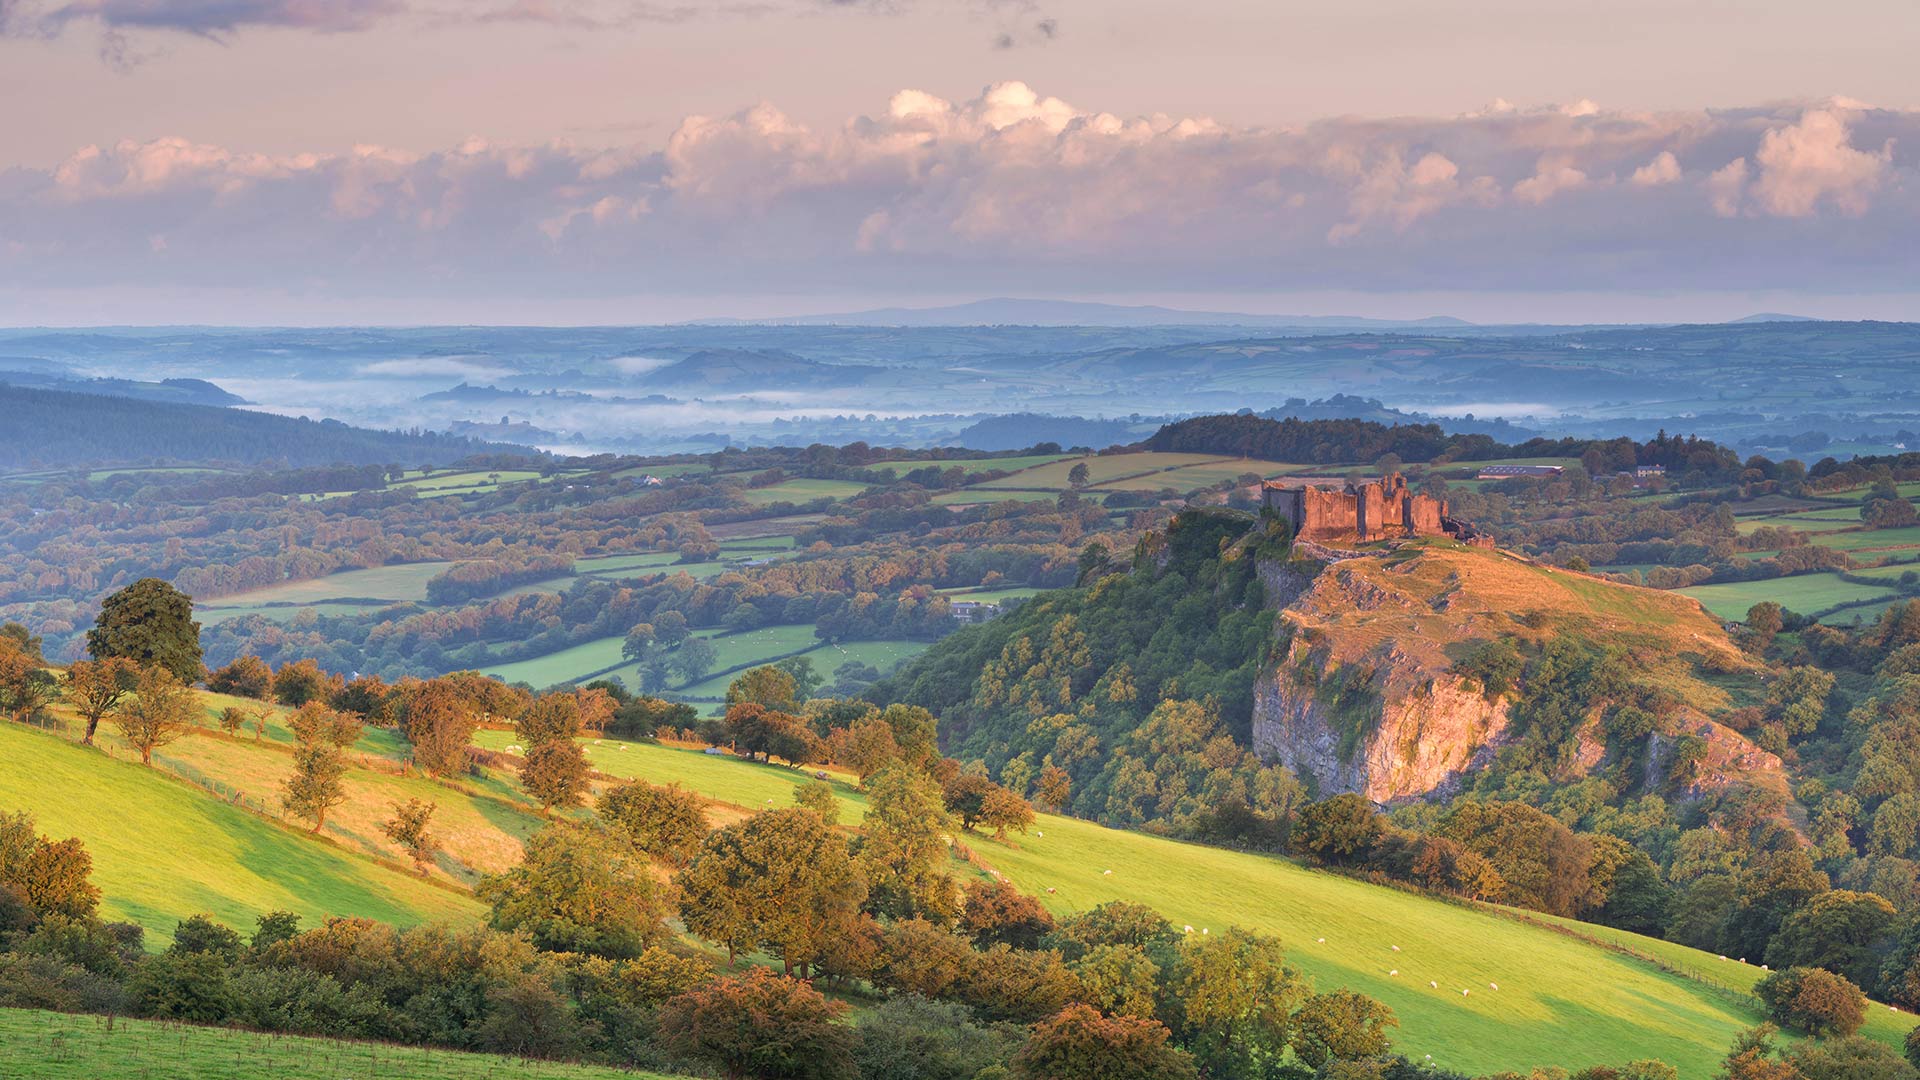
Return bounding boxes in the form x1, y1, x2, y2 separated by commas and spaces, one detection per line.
639, 348, 881, 389
953, 413, 1150, 451
695, 297, 1475, 329
0, 368, 246, 406
0, 385, 534, 470
1727, 312, 1819, 324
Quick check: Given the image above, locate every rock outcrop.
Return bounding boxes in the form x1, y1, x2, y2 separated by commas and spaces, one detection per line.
1248, 539, 1771, 804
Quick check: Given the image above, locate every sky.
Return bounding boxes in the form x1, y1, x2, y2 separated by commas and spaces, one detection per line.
2, 0, 1917, 325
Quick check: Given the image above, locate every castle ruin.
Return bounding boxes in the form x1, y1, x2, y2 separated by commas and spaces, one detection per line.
1261, 472, 1492, 546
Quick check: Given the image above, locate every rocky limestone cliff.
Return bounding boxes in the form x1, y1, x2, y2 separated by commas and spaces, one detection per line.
1254, 646, 1510, 803
1248, 539, 1771, 804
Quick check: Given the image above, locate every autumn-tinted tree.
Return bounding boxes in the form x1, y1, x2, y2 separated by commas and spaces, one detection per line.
981, 785, 1036, 839
673, 637, 718, 684
206, 656, 273, 700
401, 679, 479, 775
857, 765, 960, 922
961, 878, 1055, 950
677, 806, 867, 974
658, 967, 857, 1080
1785, 1035, 1919, 1080
87, 578, 203, 685
1035, 764, 1072, 812
1049, 901, 1178, 961
1755, 966, 1867, 1037
1718, 1026, 1799, 1080
0, 811, 101, 922
271, 659, 333, 707
477, 823, 666, 958
1011, 1003, 1198, 1080
112, 666, 197, 766
516, 693, 584, 746
943, 770, 1001, 832
380, 798, 441, 873
522, 739, 591, 814
0, 638, 59, 725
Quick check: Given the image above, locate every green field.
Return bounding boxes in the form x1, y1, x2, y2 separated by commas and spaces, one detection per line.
0, 722, 481, 944
1678, 572, 1899, 619
1094, 458, 1309, 492
573, 550, 685, 575
938, 585, 1045, 603
931, 488, 1065, 505
485, 624, 853, 691
737, 478, 873, 506
197, 600, 393, 625
0, 1008, 677, 1080
976, 452, 1238, 490
492, 737, 1917, 1075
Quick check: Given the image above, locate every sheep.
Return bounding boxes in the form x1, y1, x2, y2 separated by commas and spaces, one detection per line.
1389, 970, 1398, 976
1046, 887, 1057, 894
1429, 981, 1438, 988
1489, 983, 1498, 990
1102, 869, 1113, 875
1391, 945, 1400, 952
1316, 937, 1326, 943
1184, 925, 1195, 934
1035, 831, 1043, 837
1461, 989, 1470, 996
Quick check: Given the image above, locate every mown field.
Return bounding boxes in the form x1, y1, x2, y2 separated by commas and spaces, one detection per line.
0, 721, 481, 944
503, 737, 1920, 1076
0, 1008, 679, 1080
1679, 572, 1901, 621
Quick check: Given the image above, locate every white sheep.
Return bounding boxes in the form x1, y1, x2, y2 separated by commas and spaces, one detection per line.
1389, 970, 1398, 976
1102, 869, 1112, 875
1489, 983, 1498, 990
1184, 925, 1195, 934
1391, 945, 1400, 952
1429, 981, 1437, 988
1461, 989, 1470, 996
1316, 937, 1326, 943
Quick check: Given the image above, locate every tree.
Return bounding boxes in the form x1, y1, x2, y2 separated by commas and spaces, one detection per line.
87, 578, 203, 685
658, 967, 857, 1080
1068, 462, 1092, 489
943, 770, 1006, 832
522, 739, 591, 814
1036, 765, 1072, 812
673, 637, 717, 684
653, 610, 691, 648
283, 702, 360, 832
961, 878, 1055, 950
402, 679, 479, 775
776, 656, 824, 701
676, 806, 867, 974
0, 812, 101, 922
981, 785, 1036, 840
793, 779, 840, 825
1290, 989, 1400, 1068
380, 798, 441, 873
516, 693, 584, 747
113, 666, 196, 766
727, 665, 800, 712
477, 823, 667, 958
271, 659, 332, 707
63, 657, 140, 744
857, 765, 960, 922
1754, 966, 1867, 1037
1746, 603, 1785, 653
1718, 1026, 1800, 1080
1011, 1003, 1198, 1080
854, 995, 1022, 1080
1296, 794, 1385, 865
1169, 927, 1311, 1077
622, 623, 656, 663
1764, 890, 1899, 988
1786, 1035, 1919, 1080
0, 638, 59, 725
600, 779, 710, 866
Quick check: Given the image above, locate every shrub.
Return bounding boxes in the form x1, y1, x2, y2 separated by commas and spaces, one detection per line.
658, 967, 857, 1080
1754, 966, 1867, 1037
1011, 1003, 1198, 1080
854, 995, 1022, 1080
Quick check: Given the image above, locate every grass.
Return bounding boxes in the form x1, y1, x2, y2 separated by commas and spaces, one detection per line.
1678, 573, 1897, 620
736, 478, 872, 506
0, 721, 481, 945
496, 734, 1920, 1075
0, 1008, 681, 1079
975, 452, 1239, 490
197, 601, 393, 626
937, 585, 1045, 603
1093, 458, 1307, 492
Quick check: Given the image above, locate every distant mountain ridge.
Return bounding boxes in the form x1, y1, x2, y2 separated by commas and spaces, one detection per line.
691, 297, 1476, 329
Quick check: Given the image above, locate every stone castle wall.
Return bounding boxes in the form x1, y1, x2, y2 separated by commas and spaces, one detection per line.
1263, 471, 1489, 546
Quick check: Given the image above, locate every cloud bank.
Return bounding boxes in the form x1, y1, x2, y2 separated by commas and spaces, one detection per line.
0, 84, 1913, 313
